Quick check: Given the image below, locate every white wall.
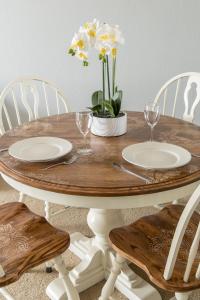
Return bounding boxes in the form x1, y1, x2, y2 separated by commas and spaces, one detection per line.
0, 0, 200, 113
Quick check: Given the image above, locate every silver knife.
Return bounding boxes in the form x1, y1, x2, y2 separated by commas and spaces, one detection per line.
112, 162, 152, 183
0, 148, 8, 152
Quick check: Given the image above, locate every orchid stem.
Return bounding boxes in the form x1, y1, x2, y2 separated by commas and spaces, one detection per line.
112, 56, 116, 96
102, 60, 105, 113
106, 55, 111, 102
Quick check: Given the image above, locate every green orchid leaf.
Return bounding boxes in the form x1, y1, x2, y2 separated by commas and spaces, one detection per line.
110, 90, 122, 117
92, 90, 103, 106
102, 100, 115, 117
88, 104, 102, 114
115, 99, 121, 116
112, 90, 123, 101
117, 90, 123, 101
112, 92, 118, 101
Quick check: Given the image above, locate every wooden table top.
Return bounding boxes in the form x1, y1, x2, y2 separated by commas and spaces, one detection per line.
0, 111, 200, 197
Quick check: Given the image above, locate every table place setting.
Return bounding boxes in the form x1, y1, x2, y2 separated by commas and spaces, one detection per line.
0, 103, 199, 184
110, 102, 196, 185
0, 110, 94, 171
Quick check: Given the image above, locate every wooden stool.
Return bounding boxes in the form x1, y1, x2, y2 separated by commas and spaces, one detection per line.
100, 185, 200, 300
0, 202, 79, 300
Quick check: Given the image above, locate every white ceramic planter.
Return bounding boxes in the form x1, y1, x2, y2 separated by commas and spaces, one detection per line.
91, 112, 127, 137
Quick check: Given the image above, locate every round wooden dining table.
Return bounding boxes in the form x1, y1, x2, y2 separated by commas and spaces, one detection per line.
1, 111, 200, 300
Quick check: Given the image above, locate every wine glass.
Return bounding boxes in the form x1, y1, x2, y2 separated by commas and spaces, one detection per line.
144, 102, 160, 142
76, 111, 93, 155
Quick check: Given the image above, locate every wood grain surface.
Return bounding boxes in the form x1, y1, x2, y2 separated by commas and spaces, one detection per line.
0, 202, 69, 287
0, 112, 200, 196
109, 204, 200, 292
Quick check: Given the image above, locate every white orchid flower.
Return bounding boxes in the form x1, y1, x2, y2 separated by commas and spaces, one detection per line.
110, 25, 125, 46
70, 30, 90, 52
95, 23, 124, 57
75, 50, 88, 61
80, 18, 100, 47
75, 50, 89, 66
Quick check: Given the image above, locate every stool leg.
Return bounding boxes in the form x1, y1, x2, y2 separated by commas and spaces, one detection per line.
99, 254, 125, 300
44, 201, 53, 272
18, 192, 25, 202
54, 256, 80, 300
0, 288, 15, 300
175, 291, 192, 300
45, 201, 50, 221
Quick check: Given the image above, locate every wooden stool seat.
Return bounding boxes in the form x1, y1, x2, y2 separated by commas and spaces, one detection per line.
109, 205, 200, 292
0, 202, 70, 288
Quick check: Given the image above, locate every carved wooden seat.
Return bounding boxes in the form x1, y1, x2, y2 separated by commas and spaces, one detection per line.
109, 205, 200, 292
100, 185, 200, 300
0, 77, 70, 241
0, 202, 79, 300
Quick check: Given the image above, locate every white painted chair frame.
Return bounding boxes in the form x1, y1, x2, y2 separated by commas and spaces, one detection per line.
100, 184, 200, 300
153, 72, 200, 123
0, 255, 80, 300
0, 77, 70, 224
0, 77, 69, 134
153, 72, 200, 208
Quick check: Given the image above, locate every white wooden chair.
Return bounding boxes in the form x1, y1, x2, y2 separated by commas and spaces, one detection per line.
153, 72, 200, 123
153, 72, 200, 207
0, 202, 79, 300
0, 77, 70, 234
100, 184, 200, 300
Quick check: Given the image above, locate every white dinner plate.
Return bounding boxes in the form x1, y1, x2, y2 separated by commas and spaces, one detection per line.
122, 141, 191, 169
9, 137, 73, 162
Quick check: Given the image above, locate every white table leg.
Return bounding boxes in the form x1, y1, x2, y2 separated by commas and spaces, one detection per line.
46, 209, 161, 300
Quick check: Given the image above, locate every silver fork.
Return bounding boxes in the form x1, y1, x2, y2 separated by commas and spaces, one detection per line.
42, 155, 78, 170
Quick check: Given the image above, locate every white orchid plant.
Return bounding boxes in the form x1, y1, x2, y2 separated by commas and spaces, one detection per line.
68, 19, 124, 118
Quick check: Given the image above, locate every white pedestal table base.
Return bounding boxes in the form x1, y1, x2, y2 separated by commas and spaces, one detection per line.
46, 209, 161, 300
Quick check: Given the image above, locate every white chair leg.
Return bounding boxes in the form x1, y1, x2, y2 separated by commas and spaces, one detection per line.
44, 201, 54, 272
175, 291, 192, 300
0, 288, 15, 300
99, 254, 125, 300
53, 256, 80, 300
45, 200, 50, 221
172, 199, 179, 204
18, 192, 25, 202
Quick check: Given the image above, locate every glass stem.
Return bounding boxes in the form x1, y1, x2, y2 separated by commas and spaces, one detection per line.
84, 135, 87, 150
150, 126, 153, 142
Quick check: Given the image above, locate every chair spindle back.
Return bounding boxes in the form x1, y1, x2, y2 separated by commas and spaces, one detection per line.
0, 77, 69, 134
153, 72, 200, 123
164, 184, 200, 282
